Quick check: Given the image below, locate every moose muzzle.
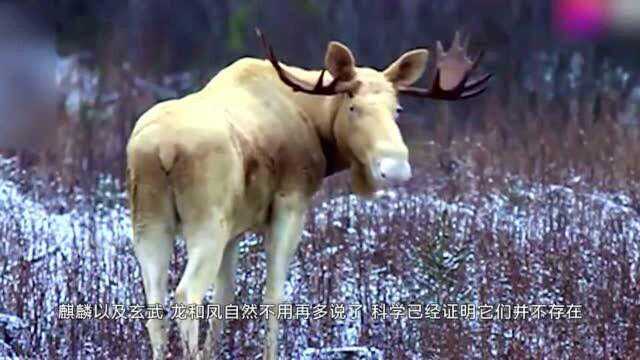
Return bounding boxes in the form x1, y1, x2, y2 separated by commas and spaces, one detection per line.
372, 156, 412, 184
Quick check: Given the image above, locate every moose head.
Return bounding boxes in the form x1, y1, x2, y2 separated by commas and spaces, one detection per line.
257, 29, 491, 195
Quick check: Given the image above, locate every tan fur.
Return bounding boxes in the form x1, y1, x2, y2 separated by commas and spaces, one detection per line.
127, 45, 429, 359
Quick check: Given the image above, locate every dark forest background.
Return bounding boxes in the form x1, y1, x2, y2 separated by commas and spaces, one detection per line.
19, 0, 640, 185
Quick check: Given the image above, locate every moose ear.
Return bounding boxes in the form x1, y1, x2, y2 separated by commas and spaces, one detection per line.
325, 41, 356, 81
383, 49, 429, 86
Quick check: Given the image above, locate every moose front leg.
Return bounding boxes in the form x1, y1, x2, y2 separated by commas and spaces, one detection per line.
263, 192, 308, 360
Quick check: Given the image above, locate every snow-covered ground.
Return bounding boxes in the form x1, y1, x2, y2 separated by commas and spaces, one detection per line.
1, 156, 639, 358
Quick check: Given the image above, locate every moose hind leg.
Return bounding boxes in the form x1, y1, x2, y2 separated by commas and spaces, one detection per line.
174, 209, 230, 358
130, 177, 176, 360
133, 222, 174, 360
168, 135, 239, 358
204, 237, 239, 356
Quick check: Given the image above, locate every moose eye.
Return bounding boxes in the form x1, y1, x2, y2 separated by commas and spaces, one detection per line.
394, 105, 404, 120
349, 105, 356, 112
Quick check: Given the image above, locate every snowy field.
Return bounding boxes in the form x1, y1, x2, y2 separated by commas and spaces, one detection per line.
1, 156, 639, 359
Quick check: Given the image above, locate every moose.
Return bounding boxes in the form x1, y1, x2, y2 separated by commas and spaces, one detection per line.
126, 29, 490, 359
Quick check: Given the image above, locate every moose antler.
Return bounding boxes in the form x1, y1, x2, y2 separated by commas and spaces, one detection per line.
255, 28, 358, 96
398, 31, 492, 100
